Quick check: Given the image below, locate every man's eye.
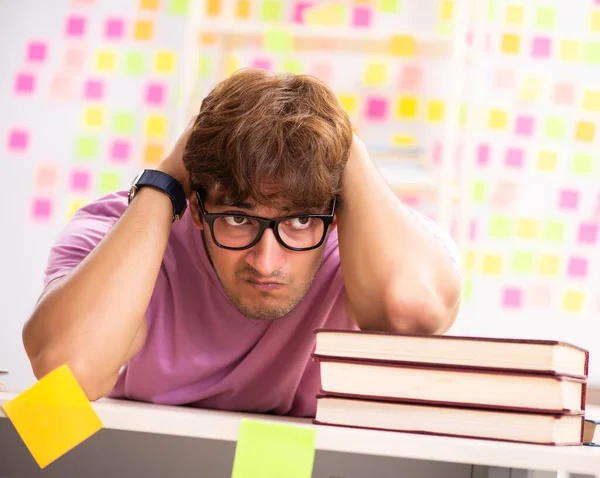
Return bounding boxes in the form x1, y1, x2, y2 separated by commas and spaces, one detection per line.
288, 217, 312, 229
225, 216, 249, 226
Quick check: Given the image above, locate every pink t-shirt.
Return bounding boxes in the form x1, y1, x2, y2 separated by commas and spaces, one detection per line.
44, 191, 460, 417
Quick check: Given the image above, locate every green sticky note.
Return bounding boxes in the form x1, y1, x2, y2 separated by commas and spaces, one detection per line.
231, 419, 315, 478
112, 112, 135, 135
170, 0, 189, 14
264, 28, 293, 53
282, 58, 303, 74
472, 180, 486, 202
535, 7, 556, 29
75, 137, 98, 160
198, 53, 211, 78
489, 215, 512, 238
99, 171, 121, 194
379, 0, 400, 13
488, 0, 497, 22
542, 220, 565, 243
462, 279, 473, 302
585, 42, 600, 64
261, 0, 282, 22
572, 152, 594, 175
544, 117, 565, 140
512, 251, 534, 274
125, 52, 146, 75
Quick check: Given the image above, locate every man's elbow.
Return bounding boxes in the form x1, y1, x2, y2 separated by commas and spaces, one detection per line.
383, 277, 461, 335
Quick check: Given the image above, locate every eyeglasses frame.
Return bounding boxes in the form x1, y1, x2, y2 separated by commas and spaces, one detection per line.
195, 190, 336, 252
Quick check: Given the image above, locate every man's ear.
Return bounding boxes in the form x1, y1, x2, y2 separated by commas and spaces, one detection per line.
329, 214, 337, 232
188, 193, 204, 230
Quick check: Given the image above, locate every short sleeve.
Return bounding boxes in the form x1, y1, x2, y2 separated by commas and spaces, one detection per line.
407, 208, 462, 277
43, 191, 128, 287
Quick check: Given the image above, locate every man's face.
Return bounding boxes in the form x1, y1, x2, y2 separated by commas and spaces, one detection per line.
190, 193, 334, 321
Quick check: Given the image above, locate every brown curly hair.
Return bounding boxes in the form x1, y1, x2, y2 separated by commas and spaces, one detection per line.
183, 68, 353, 211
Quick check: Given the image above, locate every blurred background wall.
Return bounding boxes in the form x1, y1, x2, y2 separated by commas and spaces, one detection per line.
1, 0, 599, 391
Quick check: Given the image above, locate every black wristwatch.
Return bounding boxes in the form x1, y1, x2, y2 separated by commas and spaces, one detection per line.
128, 169, 187, 221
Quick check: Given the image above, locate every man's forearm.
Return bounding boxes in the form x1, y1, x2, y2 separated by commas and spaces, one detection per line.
336, 138, 461, 334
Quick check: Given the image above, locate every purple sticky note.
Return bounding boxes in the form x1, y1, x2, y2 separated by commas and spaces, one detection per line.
111, 139, 130, 162
502, 288, 522, 308
477, 144, 490, 166
14, 73, 35, 94
505, 147, 524, 168
105, 18, 125, 40
145, 82, 166, 106
252, 57, 272, 70
532, 37, 551, 58
70, 169, 91, 192
352, 5, 372, 27
365, 97, 388, 121
31, 198, 52, 220
554, 83, 573, 105
7, 129, 29, 152
515, 115, 534, 136
578, 223, 598, 244
84, 79, 104, 100
65, 15, 87, 37
292, 1, 313, 23
27, 41, 47, 62
559, 189, 579, 210
567, 257, 588, 278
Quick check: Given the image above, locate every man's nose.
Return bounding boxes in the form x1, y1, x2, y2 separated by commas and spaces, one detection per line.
245, 229, 286, 277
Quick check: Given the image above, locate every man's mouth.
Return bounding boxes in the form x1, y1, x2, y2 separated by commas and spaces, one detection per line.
245, 279, 285, 291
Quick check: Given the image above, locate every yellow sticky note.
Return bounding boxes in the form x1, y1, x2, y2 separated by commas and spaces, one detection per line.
519, 78, 542, 102
145, 115, 167, 138
363, 61, 388, 86
501, 34, 520, 54
563, 290, 585, 313
488, 109, 507, 129
226, 54, 239, 77
155, 50, 176, 73
67, 198, 88, 219
134, 20, 153, 41
560, 40, 581, 61
231, 419, 315, 478
392, 134, 415, 146
439, 0, 453, 20
427, 100, 445, 122
338, 93, 358, 115
505, 5, 523, 25
84, 107, 104, 128
537, 150, 557, 172
304, 2, 345, 25
390, 35, 415, 56
482, 254, 502, 275
96, 50, 116, 72
517, 218, 537, 239
539, 254, 560, 276
2, 364, 102, 469
583, 90, 600, 111
575, 121, 595, 142
464, 250, 475, 272
591, 10, 600, 32
396, 96, 418, 119
144, 144, 164, 164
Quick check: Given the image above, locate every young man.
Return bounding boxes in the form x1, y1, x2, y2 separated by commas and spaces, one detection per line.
22, 69, 461, 417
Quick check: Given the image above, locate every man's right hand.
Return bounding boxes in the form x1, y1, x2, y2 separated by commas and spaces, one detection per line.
156, 116, 197, 197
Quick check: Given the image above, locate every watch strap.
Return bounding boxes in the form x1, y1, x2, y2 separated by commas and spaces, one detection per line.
129, 169, 187, 220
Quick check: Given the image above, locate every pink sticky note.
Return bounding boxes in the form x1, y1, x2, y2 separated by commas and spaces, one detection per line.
146, 82, 166, 106
469, 220, 478, 240
502, 288, 522, 308
492, 179, 519, 207
7, 128, 29, 152
252, 57, 272, 70
14, 73, 35, 94
532, 37, 551, 58
64, 47, 86, 70
567, 257, 588, 278
65, 15, 87, 37
578, 223, 598, 244
31, 198, 52, 220
432, 141, 442, 166
494, 68, 514, 88
559, 189, 579, 210
515, 115, 534, 136
292, 1, 313, 23
105, 18, 125, 40
35, 165, 57, 189
554, 83, 573, 105
529, 285, 551, 308
84, 79, 104, 100
477, 144, 490, 166
365, 97, 388, 121
27, 41, 47, 63
505, 148, 524, 168
70, 169, 91, 192
49, 74, 72, 100
352, 5, 372, 27
399, 65, 422, 90
111, 139, 130, 162
311, 62, 331, 83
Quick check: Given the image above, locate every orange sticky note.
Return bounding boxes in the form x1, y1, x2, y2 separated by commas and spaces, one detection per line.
2, 364, 103, 468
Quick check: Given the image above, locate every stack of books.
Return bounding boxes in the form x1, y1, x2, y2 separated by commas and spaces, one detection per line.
312, 329, 589, 445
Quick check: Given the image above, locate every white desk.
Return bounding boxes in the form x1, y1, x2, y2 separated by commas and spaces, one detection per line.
1, 391, 599, 478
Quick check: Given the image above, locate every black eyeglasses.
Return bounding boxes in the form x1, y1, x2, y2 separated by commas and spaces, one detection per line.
196, 191, 336, 251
